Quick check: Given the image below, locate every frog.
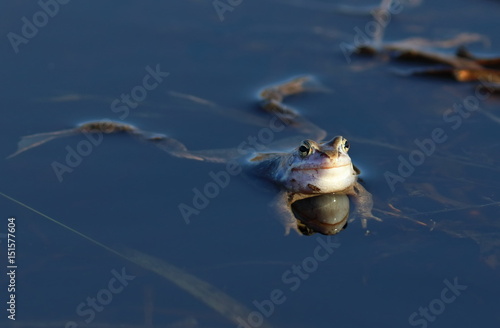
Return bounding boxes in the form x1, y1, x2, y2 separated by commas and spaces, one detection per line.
245, 135, 379, 233
7, 76, 381, 234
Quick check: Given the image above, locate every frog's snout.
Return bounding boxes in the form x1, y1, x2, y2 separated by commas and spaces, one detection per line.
319, 150, 339, 160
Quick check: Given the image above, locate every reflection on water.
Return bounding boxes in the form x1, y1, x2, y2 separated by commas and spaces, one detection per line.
291, 193, 349, 235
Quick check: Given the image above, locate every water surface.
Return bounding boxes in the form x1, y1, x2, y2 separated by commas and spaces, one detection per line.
1, 0, 499, 327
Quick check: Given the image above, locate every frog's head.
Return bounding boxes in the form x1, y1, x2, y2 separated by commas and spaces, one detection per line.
280, 136, 358, 194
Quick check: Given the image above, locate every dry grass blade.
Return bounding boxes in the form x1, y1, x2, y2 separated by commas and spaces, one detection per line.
357, 33, 489, 68
0, 192, 275, 328
7, 120, 191, 160
119, 247, 276, 328
478, 82, 500, 94
6, 129, 76, 159
453, 69, 500, 83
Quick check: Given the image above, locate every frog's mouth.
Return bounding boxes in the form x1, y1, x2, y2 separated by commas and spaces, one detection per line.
291, 163, 351, 171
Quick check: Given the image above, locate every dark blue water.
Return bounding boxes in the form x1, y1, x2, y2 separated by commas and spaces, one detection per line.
1, 0, 500, 327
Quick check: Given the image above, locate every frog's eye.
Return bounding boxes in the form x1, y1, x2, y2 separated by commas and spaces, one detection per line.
343, 139, 350, 152
299, 142, 312, 158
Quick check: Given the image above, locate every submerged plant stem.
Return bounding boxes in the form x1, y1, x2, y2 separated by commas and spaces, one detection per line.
0, 192, 275, 328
